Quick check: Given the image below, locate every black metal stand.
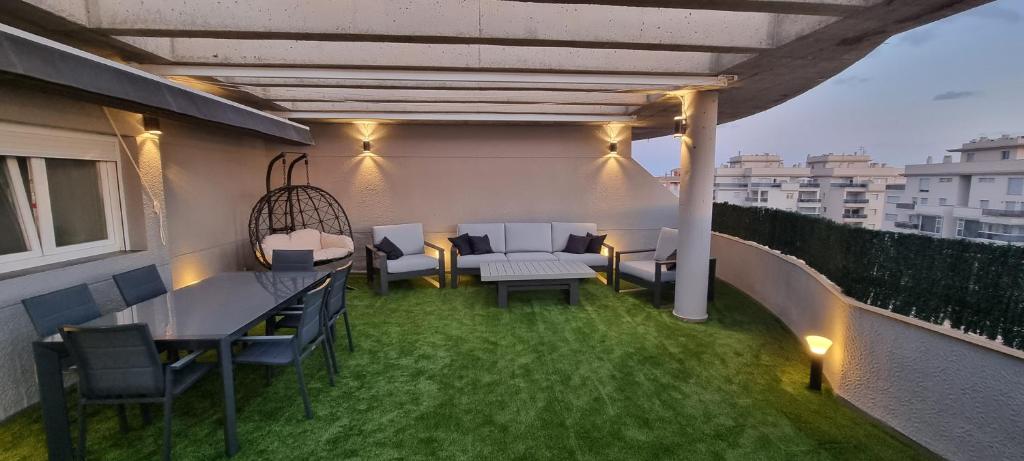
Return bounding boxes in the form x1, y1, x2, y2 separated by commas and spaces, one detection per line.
809, 356, 824, 391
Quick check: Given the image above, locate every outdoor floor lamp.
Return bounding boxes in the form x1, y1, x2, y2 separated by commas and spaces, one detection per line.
805, 335, 833, 391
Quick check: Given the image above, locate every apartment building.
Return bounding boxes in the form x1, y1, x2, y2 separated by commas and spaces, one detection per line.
660, 153, 904, 229
882, 135, 1024, 244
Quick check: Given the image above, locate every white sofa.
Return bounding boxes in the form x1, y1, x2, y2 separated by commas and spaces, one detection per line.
260, 229, 354, 266
450, 222, 614, 288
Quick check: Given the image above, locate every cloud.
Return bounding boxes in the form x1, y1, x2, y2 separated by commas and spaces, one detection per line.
832, 75, 870, 86
933, 90, 979, 101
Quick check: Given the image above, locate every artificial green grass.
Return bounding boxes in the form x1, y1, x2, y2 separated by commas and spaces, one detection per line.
0, 276, 932, 460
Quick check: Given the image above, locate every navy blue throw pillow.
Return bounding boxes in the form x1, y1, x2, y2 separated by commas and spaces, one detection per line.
448, 233, 473, 255
376, 237, 404, 260
586, 233, 607, 254
469, 235, 493, 255
564, 234, 590, 254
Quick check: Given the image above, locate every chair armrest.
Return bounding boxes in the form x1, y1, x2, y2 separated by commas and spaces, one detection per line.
655, 260, 676, 267
274, 311, 302, 317
168, 350, 204, 371
424, 241, 446, 260
601, 242, 615, 254
617, 248, 656, 255
235, 335, 293, 343
365, 244, 385, 260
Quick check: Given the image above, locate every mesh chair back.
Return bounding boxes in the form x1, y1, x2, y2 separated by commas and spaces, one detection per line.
324, 265, 352, 319
272, 249, 314, 272
60, 324, 164, 398
298, 285, 327, 346
22, 284, 101, 338
113, 264, 168, 306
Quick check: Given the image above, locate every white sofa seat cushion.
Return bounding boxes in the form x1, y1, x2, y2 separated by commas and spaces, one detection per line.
654, 227, 679, 261
505, 223, 553, 253
314, 247, 352, 262
551, 222, 598, 252
554, 252, 607, 266
619, 260, 675, 283
373, 223, 425, 255
386, 254, 438, 274
456, 253, 508, 269
263, 229, 354, 262
321, 232, 354, 252
506, 252, 558, 262
457, 223, 506, 253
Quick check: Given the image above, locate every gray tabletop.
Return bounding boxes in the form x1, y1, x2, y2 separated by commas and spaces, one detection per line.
480, 261, 596, 282
41, 270, 329, 343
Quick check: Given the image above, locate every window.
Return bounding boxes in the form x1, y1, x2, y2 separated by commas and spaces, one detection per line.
1007, 201, 1019, 211
1002, 150, 1011, 160
1008, 178, 1023, 195
919, 215, 942, 234
978, 177, 995, 183
885, 213, 897, 221
966, 153, 975, 162
0, 123, 124, 273
886, 195, 899, 204
938, 177, 953, 183
920, 198, 928, 205
912, 197, 919, 205
786, 193, 793, 199
980, 199, 990, 209
918, 178, 930, 192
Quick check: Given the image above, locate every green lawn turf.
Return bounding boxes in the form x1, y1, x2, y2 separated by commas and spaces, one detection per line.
0, 276, 933, 460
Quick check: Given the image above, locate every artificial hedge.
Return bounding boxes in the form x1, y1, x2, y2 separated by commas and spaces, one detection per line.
711, 202, 1024, 351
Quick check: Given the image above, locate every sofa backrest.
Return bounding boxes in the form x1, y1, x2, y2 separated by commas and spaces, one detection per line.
551, 222, 597, 252
457, 223, 506, 253
372, 223, 425, 255
505, 223, 553, 253
654, 227, 678, 260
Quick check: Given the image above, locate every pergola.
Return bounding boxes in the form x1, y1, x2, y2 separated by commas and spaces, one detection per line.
0, 0, 988, 321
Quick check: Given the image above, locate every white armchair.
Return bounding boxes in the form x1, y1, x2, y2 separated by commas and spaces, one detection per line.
366, 223, 445, 294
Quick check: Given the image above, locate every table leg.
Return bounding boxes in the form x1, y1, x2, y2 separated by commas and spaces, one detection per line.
497, 282, 508, 309
568, 280, 580, 305
218, 339, 240, 456
33, 343, 74, 461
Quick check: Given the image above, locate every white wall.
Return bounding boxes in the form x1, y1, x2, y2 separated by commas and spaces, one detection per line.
710, 232, 1024, 461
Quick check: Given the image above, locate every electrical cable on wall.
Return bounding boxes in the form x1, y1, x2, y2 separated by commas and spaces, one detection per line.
102, 107, 168, 245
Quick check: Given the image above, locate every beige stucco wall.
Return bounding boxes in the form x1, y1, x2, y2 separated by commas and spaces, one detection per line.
710, 232, 1024, 461
289, 122, 678, 268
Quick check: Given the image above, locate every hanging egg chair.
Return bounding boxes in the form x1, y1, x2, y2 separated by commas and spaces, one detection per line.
248, 152, 354, 269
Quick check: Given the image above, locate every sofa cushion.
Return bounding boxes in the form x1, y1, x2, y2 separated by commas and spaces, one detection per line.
554, 252, 607, 266
263, 229, 348, 262
373, 223, 424, 255
654, 227, 678, 261
376, 237, 404, 260
386, 254, 438, 274
506, 252, 558, 262
314, 247, 352, 262
585, 232, 607, 254
456, 252, 508, 269
320, 232, 354, 252
551, 222, 597, 252
620, 260, 675, 283
457, 223, 506, 253
448, 233, 473, 255
290, 229, 323, 251
505, 223, 553, 253
469, 235, 493, 254
563, 234, 590, 254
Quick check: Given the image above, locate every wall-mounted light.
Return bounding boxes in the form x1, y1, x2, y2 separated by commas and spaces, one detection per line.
805, 335, 833, 391
142, 115, 162, 136
673, 115, 687, 138
608, 141, 618, 156
362, 139, 373, 154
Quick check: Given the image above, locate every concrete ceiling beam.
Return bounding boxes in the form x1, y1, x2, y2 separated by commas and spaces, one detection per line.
247, 88, 650, 105
208, 76, 678, 92
269, 112, 636, 122
118, 37, 748, 74
503, 0, 875, 16
275, 101, 635, 115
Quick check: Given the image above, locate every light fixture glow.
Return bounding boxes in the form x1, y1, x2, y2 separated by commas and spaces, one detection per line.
142, 115, 162, 135
362, 139, 372, 154
609, 141, 618, 156
673, 115, 687, 138
805, 336, 833, 356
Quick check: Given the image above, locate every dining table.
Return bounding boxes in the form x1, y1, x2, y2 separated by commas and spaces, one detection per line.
32, 270, 330, 460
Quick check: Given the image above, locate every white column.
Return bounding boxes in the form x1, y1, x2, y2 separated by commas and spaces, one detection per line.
673, 91, 718, 322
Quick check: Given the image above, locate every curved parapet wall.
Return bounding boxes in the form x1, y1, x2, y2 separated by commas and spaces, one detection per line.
710, 233, 1024, 461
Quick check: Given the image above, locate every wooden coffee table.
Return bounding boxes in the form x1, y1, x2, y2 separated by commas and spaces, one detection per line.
479, 261, 597, 308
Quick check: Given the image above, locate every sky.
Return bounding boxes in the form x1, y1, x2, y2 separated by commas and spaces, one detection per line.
632, 0, 1024, 177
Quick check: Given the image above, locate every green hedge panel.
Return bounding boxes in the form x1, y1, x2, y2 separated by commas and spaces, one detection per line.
711, 202, 1024, 351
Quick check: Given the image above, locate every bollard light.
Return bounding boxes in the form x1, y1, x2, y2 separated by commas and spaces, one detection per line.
805, 335, 832, 391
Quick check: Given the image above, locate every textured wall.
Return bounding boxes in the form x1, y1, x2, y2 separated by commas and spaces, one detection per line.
0, 88, 170, 420
711, 233, 1024, 461
289, 122, 678, 269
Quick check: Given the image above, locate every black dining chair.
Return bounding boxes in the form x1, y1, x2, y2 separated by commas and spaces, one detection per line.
60, 324, 212, 461
234, 283, 334, 419
112, 265, 168, 306
268, 265, 354, 375
22, 284, 101, 338
271, 249, 315, 272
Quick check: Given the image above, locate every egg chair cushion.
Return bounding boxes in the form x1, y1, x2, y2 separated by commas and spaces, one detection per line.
262, 229, 354, 263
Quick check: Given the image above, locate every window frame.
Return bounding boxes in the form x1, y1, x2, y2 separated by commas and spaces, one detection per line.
0, 122, 125, 273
